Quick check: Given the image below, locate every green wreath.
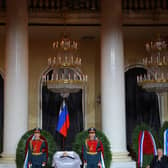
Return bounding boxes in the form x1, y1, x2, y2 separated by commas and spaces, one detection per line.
132, 123, 159, 168
159, 121, 168, 149
72, 130, 112, 168
16, 129, 57, 168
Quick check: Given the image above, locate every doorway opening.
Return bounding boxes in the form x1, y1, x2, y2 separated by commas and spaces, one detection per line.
41, 69, 86, 150
125, 67, 160, 156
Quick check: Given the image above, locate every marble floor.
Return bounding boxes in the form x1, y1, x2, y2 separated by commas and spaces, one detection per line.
0, 163, 16, 168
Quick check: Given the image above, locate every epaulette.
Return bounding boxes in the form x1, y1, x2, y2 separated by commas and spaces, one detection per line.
40, 139, 44, 142
85, 138, 89, 150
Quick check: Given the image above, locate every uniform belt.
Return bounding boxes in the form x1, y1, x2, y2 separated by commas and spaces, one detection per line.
32, 152, 42, 155
87, 152, 97, 155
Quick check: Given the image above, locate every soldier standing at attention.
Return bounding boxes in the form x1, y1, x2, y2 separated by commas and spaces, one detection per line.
83, 127, 104, 168
28, 128, 47, 168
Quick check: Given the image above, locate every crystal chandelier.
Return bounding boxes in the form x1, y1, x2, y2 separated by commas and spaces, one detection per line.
42, 33, 87, 93
137, 35, 168, 93
52, 33, 78, 51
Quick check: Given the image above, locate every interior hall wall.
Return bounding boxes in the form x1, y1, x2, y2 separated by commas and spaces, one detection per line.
94, 39, 101, 130
0, 25, 168, 130
28, 26, 99, 129
123, 27, 168, 123
0, 26, 5, 75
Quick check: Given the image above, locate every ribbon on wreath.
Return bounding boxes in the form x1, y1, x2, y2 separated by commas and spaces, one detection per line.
164, 129, 168, 156
138, 130, 157, 168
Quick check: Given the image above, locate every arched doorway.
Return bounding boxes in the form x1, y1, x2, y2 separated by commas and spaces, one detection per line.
125, 67, 160, 152
41, 68, 85, 150
0, 74, 4, 153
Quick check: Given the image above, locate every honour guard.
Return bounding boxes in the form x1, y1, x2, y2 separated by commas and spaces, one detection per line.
28, 128, 47, 168
83, 127, 105, 168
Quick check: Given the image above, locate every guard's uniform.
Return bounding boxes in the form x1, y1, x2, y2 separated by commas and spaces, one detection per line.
83, 137, 102, 168
83, 127, 104, 168
28, 131, 47, 168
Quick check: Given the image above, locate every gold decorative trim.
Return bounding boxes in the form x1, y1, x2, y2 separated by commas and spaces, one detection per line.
47, 79, 87, 85
32, 152, 42, 155
87, 152, 98, 155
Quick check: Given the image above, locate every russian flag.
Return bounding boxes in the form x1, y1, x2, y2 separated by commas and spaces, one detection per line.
56, 100, 70, 137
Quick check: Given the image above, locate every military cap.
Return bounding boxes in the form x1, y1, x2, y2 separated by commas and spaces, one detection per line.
88, 127, 96, 133
34, 128, 41, 133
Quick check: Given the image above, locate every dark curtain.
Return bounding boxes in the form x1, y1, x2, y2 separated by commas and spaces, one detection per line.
42, 86, 83, 150
125, 68, 160, 151
0, 75, 4, 153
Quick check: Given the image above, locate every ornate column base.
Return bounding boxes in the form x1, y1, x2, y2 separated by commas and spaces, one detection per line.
0, 154, 16, 168
111, 152, 136, 168
111, 161, 136, 168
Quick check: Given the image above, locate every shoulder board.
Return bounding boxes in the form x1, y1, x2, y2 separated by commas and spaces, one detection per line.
85, 138, 89, 144
85, 138, 89, 149
95, 137, 99, 141
40, 139, 44, 142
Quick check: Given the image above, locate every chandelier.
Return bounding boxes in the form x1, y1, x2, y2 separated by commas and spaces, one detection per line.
52, 33, 78, 51
137, 35, 168, 93
42, 33, 87, 93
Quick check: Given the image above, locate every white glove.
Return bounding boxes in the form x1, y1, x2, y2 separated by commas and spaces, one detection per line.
28, 163, 32, 168
83, 162, 87, 168
42, 162, 46, 167
98, 162, 102, 168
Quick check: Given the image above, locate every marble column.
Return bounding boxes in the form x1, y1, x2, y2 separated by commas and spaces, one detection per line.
164, 93, 168, 122
158, 92, 168, 125
101, 0, 135, 167
1, 0, 28, 162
